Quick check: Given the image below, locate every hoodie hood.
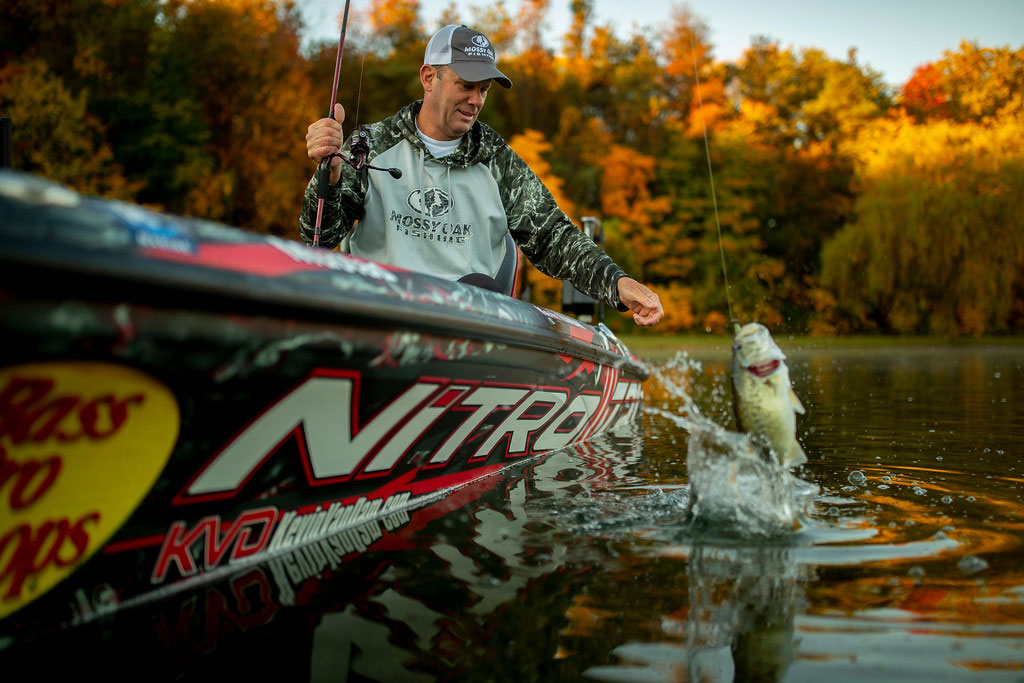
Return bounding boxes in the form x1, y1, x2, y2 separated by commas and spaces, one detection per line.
394, 101, 504, 169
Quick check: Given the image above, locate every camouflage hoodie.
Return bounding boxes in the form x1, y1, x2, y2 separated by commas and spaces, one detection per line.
300, 100, 628, 310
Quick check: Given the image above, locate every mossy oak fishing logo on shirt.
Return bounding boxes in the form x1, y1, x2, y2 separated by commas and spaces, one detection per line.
408, 188, 453, 218
389, 188, 471, 244
0, 362, 179, 618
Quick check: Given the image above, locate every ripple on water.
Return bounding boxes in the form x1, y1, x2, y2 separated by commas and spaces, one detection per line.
570, 348, 1024, 680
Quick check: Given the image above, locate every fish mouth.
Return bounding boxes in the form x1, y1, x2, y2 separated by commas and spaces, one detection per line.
746, 359, 780, 378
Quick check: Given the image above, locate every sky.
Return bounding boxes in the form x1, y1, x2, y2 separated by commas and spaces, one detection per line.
296, 0, 1024, 86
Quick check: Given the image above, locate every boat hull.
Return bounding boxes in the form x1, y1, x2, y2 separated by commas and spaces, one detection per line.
0, 171, 647, 632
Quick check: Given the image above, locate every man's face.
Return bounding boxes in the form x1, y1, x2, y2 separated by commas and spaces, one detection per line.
420, 65, 491, 140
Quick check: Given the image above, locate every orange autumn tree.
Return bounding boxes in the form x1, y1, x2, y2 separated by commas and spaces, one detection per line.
0, 0, 151, 200
0, 0, 320, 232
507, 129, 576, 309
823, 42, 1024, 335
902, 62, 950, 121
920, 41, 1024, 123
596, 144, 691, 331
366, 0, 423, 47
160, 0, 319, 234
0, 59, 138, 199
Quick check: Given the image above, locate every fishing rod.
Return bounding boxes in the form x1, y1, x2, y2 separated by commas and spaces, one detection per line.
312, 0, 402, 247
690, 33, 737, 331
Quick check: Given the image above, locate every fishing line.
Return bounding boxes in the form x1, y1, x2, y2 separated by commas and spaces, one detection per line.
690, 33, 736, 329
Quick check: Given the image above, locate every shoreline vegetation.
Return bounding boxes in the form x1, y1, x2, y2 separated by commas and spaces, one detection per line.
620, 333, 1024, 361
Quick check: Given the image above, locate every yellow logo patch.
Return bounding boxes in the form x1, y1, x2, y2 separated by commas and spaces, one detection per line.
0, 362, 179, 618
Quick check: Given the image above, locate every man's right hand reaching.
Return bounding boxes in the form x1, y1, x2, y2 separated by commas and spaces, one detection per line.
306, 103, 346, 186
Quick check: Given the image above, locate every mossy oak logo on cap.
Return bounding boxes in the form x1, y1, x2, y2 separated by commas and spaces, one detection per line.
471, 35, 489, 48
408, 188, 454, 218
0, 362, 179, 618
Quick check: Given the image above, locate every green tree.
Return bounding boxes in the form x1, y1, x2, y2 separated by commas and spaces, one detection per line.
0, 59, 137, 198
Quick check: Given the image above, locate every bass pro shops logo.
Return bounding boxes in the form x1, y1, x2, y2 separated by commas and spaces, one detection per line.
0, 362, 179, 618
407, 188, 453, 218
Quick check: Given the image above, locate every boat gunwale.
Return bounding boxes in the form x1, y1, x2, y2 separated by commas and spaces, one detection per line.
0, 246, 649, 379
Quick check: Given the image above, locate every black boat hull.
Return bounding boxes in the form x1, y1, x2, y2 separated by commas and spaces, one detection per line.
0, 171, 647, 631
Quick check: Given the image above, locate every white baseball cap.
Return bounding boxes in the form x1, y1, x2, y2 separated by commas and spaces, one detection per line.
424, 25, 513, 89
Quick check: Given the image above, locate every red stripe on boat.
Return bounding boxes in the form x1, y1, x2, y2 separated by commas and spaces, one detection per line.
142, 243, 325, 277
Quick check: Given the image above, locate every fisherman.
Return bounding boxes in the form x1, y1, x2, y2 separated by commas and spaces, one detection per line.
300, 24, 663, 327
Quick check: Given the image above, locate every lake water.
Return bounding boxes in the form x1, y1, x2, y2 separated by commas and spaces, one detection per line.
5, 342, 1023, 680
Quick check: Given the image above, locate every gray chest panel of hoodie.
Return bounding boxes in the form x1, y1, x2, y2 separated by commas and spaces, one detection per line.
352, 139, 508, 282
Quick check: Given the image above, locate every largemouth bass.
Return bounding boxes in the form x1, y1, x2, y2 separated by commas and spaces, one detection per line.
731, 323, 807, 468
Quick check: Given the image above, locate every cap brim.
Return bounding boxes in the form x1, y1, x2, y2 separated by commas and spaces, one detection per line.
449, 61, 513, 89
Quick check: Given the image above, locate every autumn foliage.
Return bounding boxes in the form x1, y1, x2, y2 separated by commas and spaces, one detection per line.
1, 1, 1021, 335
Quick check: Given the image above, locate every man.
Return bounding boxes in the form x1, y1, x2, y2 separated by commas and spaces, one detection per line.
301, 24, 663, 327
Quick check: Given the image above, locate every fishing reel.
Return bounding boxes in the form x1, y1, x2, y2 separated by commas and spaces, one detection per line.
322, 125, 402, 181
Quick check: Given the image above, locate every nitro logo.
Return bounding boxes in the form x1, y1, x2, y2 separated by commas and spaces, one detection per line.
408, 188, 453, 217
175, 369, 642, 504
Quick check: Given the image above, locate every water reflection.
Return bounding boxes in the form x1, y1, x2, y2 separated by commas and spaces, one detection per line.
586, 542, 809, 682
2, 345, 1023, 680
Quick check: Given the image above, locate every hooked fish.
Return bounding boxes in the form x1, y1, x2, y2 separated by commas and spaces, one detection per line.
731, 323, 807, 468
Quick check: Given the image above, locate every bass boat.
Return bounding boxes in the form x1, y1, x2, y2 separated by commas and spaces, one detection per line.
0, 170, 647, 634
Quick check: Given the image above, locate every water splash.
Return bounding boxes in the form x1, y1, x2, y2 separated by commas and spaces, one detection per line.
647, 352, 818, 537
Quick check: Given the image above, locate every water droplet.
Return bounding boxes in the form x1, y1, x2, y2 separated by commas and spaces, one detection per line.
908, 566, 925, 577
958, 555, 988, 575
877, 484, 889, 490
907, 396, 914, 402
881, 475, 892, 483
848, 470, 867, 485
941, 495, 953, 504
913, 486, 927, 496
967, 496, 976, 502
935, 455, 943, 461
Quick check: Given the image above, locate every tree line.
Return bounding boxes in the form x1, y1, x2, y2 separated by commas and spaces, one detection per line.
1, 0, 1021, 335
